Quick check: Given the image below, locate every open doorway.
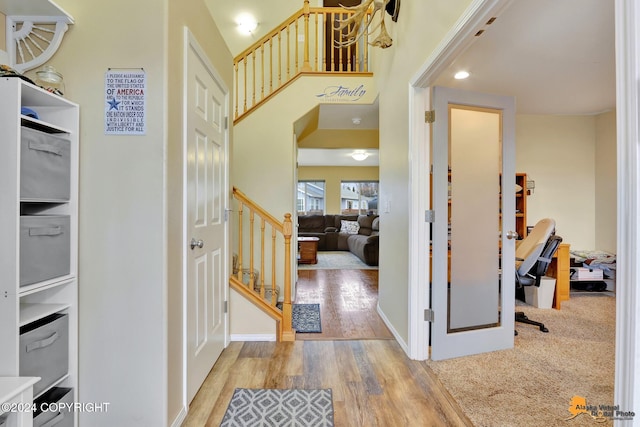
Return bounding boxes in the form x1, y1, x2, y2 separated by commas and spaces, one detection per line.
293, 101, 390, 339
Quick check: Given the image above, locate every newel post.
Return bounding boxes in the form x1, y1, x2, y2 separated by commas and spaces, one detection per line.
302, 0, 312, 72
280, 213, 295, 341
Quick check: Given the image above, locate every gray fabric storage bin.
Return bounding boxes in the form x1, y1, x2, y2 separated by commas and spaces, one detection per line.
33, 387, 74, 427
0, 413, 9, 427
20, 313, 69, 397
20, 126, 71, 201
20, 215, 70, 286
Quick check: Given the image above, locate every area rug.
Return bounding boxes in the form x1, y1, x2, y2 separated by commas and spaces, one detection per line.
297, 251, 378, 270
425, 293, 616, 427
292, 303, 322, 333
220, 388, 334, 426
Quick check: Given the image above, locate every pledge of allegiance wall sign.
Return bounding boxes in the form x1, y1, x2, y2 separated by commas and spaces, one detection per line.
105, 69, 146, 135
315, 84, 367, 102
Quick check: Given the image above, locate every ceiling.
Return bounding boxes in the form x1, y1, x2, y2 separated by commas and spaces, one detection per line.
207, 0, 616, 164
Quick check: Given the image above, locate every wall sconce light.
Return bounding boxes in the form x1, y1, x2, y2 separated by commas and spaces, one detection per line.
351, 150, 369, 161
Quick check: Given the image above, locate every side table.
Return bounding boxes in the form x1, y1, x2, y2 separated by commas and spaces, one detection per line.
298, 237, 319, 264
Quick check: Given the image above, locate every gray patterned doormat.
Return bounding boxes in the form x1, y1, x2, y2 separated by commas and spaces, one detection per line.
292, 303, 322, 333
220, 388, 334, 426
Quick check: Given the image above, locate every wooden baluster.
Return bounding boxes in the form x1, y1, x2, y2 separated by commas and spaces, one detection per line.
251, 51, 256, 107
322, 12, 327, 72
271, 228, 277, 306
330, 13, 336, 71
286, 25, 291, 80
278, 32, 282, 87
260, 218, 266, 298
249, 210, 255, 290
293, 19, 300, 74
302, 0, 312, 72
234, 62, 239, 119
260, 44, 265, 101
269, 39, 273, 94
314, 12, 319, 71
237, 202, 244, 281
243, 57, 248, 115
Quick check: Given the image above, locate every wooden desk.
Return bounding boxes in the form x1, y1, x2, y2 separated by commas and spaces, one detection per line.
298, 237, 319, 264
429, 242, 571, 310
547, 243, 570, 309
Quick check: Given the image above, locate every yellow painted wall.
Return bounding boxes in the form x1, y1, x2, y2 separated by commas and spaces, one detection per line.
298, 129, 379, 148
372, 0, 474, 344
595, 110, 617, 253
51, 0, 231, 424
516, 115, 597, 250
298, 166, 379, 213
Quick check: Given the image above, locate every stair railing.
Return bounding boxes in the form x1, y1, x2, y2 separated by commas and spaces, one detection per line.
230, 187, 294, 341
234, 0, 373, 123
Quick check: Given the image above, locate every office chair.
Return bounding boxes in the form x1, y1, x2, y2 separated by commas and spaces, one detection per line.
514, 218, 560, 334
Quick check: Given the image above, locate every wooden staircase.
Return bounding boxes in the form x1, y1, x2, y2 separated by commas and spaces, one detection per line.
234, 0, 373, 124
229, 187, 295, 341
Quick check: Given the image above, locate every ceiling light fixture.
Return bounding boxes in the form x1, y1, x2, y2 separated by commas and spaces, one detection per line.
454, 70, 470, 80
351, 150, 369, 161
237, 14, 258, 35
351, 117, 362, 125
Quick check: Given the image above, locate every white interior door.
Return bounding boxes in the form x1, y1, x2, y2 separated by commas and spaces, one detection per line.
185, 30, 229, 402
430, 86, 516, 360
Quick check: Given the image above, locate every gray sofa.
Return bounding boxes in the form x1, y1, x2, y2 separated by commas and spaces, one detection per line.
297, 214, 379, 266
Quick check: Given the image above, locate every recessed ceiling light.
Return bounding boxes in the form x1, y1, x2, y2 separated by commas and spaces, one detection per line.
351, 150, 369, 161
237, 14, 258, 35
454, 70, 470, 80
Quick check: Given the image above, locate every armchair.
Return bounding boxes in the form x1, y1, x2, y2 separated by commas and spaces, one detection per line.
514, 218, 562, 333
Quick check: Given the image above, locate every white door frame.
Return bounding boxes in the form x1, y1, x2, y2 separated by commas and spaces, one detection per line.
408, 0, 638, 411
181, 27, 230, 409
613, 0, 639, 417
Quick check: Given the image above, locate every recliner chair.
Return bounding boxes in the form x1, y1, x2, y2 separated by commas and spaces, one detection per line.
514, 218, 562, 334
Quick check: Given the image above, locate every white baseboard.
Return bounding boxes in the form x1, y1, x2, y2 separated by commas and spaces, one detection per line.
170, 407, 187, 427
377, 304, 409, 355
230, 333, 276, 342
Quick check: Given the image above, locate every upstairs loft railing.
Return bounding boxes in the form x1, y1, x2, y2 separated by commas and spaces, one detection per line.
230, 187, 294, 341
234, 0, 373, 123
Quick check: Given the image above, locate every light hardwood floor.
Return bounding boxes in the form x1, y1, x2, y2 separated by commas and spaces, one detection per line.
183, 269, 471, 426
182, 340, 473, 426
294, 269, 394, 340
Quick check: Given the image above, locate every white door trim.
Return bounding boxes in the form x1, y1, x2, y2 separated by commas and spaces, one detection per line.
181, 26, 231, 409
613, 0, 638, 416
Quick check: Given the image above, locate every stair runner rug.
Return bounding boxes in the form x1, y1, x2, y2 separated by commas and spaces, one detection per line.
220, 388, 334, 427
277, 303, 322, 333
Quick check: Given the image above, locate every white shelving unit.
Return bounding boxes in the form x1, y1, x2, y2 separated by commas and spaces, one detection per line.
0, 77, 78, 424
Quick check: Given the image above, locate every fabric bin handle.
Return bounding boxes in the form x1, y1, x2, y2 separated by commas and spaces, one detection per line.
41, 412, 65, 427
28, 140, 63, 156
29, 226, 63, 237
25, 331, 59, 353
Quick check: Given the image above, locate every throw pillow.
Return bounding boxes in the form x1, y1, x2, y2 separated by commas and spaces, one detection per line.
341, 220, 360, 234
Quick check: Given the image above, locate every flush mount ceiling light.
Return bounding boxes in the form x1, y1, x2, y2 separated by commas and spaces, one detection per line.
351, 150, 369, 161
454, 70, 470, 80
351, 117, 362, 125
237, 13, 258, 35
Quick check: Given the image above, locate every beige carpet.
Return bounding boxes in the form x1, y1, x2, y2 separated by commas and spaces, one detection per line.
426, 292, 616, 427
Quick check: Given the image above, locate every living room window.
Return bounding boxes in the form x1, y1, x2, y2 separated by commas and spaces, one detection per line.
297, 181, 325, 215
341, 181, 378, 215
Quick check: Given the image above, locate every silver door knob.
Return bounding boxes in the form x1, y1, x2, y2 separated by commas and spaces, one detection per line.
190, 238, 204, 249
505, 230, 519, 240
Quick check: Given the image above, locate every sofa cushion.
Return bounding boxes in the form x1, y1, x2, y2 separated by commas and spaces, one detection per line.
372, 217, 379, 231
298, 215, 326, 233
341, 220, 360, 234
356, 215, 376, 236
